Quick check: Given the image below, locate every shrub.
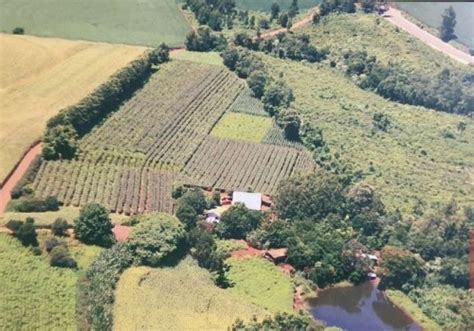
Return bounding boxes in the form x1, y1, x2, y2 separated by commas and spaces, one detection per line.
45, 237, 62, 253
233, 312, 324, 331
5, 219, 23, 233
175, 202, 198, 230
185, 26, 226, 52
52, 218, 69, 236
49, 246, 77, 269
177, 188, 207, 215
11, 196, 59, 212
127, 213, 186, 266
74, 203, 114, 247
10, 155, 42, 199
16, 218, 38, 247
12, 27, 24, 34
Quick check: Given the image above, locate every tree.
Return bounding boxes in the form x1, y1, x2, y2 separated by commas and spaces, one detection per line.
270, 3, 280, 21
216, 204, 264, 239
127, 213, 186, 266
42, 124, 78, 160
185, 26, 226, 52
278, 12, 289, 28
74, 203, 114, 247
148, 43, 170, 65
50, 245, 77, 269
277, 108, 301, 141
259, 18, 270, 30
52, 217, 69, 236
188, 228, 225, 272
360, 0, 376, 13
178, 188, 207, 215
262, 81, 294, 116
16, 218, 38, 247
175, 202, 198, 230
288, 0, 299, 18
299, 123, 325, 150
379, 246, 426, 292
247, 70, 268, 98
12, 27, 24, 35
275, 171, 347, 222
232, 312, 325, 331
439, 6, 456, 42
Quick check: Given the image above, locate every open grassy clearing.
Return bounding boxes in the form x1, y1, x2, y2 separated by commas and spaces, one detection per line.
0, 33, 146, 184
0, 235, 77, 330
0, 206, 129, 226
262, 55, 474, 213
211, 112, 273, 143
309, 13, 466, 75
171, 50, 224, 66
396, 2, 474, 49
0, 0, 190, 47
227, 257, 294, 313
31, 60, 313, 212
114, 257, 268, 331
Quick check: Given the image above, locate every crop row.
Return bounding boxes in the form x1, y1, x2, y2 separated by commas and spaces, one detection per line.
32, 155, 177, 214
229, 89, 268, 116
262, 125, 306, 150
182, 136, 315, 194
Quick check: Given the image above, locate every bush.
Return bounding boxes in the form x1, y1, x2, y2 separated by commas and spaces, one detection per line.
52, 218, 69, 236
233, 312, 325, 331
185, 26, 226, 52
127, 213, 186, 266
74, 203, 114, 247
10, 155, 42, 199
247, 70, 268, 99
175, 202, 198, 230
177, 188, 207, 215
49, 246, 77, 269
5, 219, 23, 233
16, 218, 38, 247
45, 237, 62, 253
11, 196, 59, 212
12, 27, 24, 34
148, 43, 170, 65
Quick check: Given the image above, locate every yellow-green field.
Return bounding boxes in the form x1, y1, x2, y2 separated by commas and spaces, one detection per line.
0, 33, 147, 184
171, 50, 224, 66
211, 112, 273, 143
114, 257, 268, 331
0, 206, 130, 226
227, 257, 294, 313
0, 234, 100, 330
262, 54, 474, 213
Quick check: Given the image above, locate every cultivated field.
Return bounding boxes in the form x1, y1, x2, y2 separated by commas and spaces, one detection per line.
0, 0, 190, 47
0, 234, 100, 330
31, 61, 314, 213
263, 53, 474, 213
114, 257, 268, 331
211, 112, 273, 143
0, 33, 146, 185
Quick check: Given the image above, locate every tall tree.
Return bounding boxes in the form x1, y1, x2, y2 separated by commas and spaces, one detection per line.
270, 2, 280, 21
74, 203, 114, 247
439, 6, 457, 42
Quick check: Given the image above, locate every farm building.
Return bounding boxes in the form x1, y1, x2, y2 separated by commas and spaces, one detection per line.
205, 205, 230, 223
264, 248, 288, 264
232, 191, 262, 210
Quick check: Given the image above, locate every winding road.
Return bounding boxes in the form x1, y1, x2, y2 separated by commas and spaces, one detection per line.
383, 7, 474, 65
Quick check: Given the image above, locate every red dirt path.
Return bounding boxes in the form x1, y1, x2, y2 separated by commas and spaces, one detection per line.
0, 143, 42, 213
383, 7, 474, 65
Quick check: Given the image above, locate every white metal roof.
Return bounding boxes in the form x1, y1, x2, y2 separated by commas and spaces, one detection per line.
232, 191, 262, 210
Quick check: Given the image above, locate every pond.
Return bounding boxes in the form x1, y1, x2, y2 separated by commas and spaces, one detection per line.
308, 281, 421, 331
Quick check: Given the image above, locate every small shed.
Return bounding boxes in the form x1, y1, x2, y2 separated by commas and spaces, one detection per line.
264, 248, 288, 264
232, 191, 262, 210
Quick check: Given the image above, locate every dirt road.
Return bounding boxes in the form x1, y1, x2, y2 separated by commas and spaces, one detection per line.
383, 7, 474, 65
260, 9, 316, 39
0, 143, 42, 213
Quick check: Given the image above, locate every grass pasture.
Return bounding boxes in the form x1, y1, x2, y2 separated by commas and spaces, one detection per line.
262, 54, 474, 213
171, 50, 224, 66
0, 0, 190, 47
211, 112, 273, 143
0, 235, 77, 330
0, 33, 146, 184
227, 257, 294, 313
114, 257, 268, 331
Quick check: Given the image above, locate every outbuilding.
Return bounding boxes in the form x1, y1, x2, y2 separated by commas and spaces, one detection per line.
264, 248, 288, 264
232, 191, 262, 210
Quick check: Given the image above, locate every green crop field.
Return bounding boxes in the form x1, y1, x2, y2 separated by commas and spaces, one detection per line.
211, 112, 273, 143
114, 257, 268, 331
0, 235, 77, 330
396, 2, 474, 49
171, 51, 224, 66
0, 0, 190, 47
227, 257, 294, 313
310, 13, 465, 75
262, 53, 474, 213
236, 0, 320, 12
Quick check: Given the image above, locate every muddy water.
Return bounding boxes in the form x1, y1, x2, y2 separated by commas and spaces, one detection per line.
308, 281, 420, 331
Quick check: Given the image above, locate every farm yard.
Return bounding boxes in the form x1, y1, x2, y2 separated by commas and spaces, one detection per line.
113, 257, 268, 331
0, 33, 146, 185
29, 60, 314, 213
0, 0, 190, 47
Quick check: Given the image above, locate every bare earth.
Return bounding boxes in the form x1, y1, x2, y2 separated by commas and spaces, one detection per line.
0, 33, 147, 184
383, 7, 474, 65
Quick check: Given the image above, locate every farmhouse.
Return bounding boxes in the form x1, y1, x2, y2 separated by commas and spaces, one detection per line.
232, 191, 262, 210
